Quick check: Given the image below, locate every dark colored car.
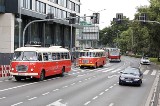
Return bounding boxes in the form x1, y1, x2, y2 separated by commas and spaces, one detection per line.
119, 67, 143, 86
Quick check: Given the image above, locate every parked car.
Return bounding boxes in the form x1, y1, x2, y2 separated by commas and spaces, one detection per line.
140, 56, 150, 65
119, 67, 143, 86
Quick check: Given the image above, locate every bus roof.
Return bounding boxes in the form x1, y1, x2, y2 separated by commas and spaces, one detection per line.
15, 46, 69, 53
79, 49, 105, 52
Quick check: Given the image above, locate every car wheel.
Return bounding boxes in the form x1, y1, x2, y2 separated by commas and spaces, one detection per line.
119, 80, 122, 85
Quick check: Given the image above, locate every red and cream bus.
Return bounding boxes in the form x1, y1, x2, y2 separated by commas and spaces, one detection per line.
108, 48, 121, 62
78, 48, 106, 68
10, 46, 71, 81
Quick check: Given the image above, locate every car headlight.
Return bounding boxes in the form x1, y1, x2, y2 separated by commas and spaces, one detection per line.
134, 78, 140, 81
120, 77, 125, 80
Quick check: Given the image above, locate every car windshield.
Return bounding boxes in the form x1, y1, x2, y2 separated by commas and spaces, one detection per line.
123, 68, 140, 75
12, 51, 38, 61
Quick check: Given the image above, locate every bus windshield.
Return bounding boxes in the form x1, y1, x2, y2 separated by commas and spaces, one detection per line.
80, 52, 96, 57
13, 51, 38, 61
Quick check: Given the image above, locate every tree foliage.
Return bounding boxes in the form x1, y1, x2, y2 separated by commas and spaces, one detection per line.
99, 0, 160, 57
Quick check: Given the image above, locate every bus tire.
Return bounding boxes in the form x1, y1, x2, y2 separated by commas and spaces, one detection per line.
80, 66, 84, 69
15, 76, 22, 81
93, 63, 97, 69
39, 70, 45, 81
60, 67, 65, 77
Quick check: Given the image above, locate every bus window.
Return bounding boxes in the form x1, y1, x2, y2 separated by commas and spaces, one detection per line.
43, 53, 48, 61
38, 53, 42, 61
48, 53, 52, 61
52, 53, 56, 60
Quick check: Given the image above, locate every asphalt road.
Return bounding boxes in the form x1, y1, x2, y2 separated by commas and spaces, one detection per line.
0, 56, 159, 106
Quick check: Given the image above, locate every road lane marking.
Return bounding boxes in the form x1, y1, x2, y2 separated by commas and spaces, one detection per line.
84, 101, 91, 105
28, 97, 37, 101
63, 86, 68, 88
0, 97, 6, 100
42, 92, 50, 96
105, 89, 109, 92
0, 82, 38, 92
143, 70, 150, 75
151, 70, 157, 76
109, 103, 114, 106
99, 92, 104, 95
93, 96, 98, 100
46, 99, 67, 106
53, 89, 59, 92
11, 102, 23, 106
109, 86, 113, 89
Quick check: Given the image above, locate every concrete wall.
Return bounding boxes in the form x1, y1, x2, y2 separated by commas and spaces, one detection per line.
0, 13, 14, 53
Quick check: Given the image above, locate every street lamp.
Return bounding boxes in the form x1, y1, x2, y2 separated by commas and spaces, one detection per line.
17, 0, 22, 47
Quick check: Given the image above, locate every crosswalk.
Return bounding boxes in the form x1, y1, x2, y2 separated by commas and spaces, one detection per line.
143, 69, 159, 76
72, 67, 159, 76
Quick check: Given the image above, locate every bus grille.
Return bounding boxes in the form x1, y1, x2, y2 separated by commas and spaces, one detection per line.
16, 65, 28, 72
82, 60, 89, 64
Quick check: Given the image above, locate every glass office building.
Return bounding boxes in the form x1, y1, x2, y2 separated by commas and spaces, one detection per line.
0, 0, 82, 53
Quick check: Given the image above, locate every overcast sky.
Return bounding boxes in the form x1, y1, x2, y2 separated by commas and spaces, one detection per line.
80, 0, 150, 29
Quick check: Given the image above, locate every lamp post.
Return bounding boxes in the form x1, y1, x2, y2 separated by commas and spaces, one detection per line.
17, 0, 22, 47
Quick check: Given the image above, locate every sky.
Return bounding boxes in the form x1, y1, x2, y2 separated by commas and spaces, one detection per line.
80, 0, 150, 29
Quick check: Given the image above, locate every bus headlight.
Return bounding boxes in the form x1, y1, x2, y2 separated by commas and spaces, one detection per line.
11, 68, 14, 71
31, 68, 34, 72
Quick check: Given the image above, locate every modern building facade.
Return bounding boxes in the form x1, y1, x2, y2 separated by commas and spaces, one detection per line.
0, 0, 82, 53
76, 21, 99, 49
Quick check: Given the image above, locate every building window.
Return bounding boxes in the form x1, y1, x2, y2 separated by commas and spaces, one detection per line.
54, 0, 58, 4
75, 4, 80, 13
71, 2, 75, 11
35, 0, 46, 14
22, 0, 31, 9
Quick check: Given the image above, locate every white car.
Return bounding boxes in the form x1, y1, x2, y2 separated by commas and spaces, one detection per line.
140, 57, 150, 65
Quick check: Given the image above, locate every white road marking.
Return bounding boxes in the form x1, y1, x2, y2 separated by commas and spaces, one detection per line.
151, 70, 157, 76
109, 86, 113, 89
99, 92, 104, 95
42, 92, 50, 96
109, 103, 114, 106
79, 81, 82, 83
0, 82, 38, 92
63, 86, 68, 88
28, 97, 37, 101
112, 69, 121, 73
0, 97, 6, 100
71, 83, 75, 85
53, 89, 59, 92
93, 96, 98, 100
143, 70, 150, 75
84, 101, 91, 105
47, 99, 67, 106
105, 89, 109, 92
11, 102, 23, 106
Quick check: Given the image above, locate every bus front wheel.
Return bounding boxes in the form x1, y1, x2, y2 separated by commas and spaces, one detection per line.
15, 76, 22, 81
39, 70, 45, 81
60, 67, 65, 77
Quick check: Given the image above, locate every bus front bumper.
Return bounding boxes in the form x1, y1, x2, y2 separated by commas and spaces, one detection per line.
10, 72, 38, 76
79, 64, 95, 67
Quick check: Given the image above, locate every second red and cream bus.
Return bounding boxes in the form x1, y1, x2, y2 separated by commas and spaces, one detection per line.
78, 48, 106, 68
108, 48, 121, 62
10, 46, 71, 81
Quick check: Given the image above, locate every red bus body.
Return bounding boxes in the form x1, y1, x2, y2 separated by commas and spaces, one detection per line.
78, 49, 106, 68
108, 48, 121, 62
10, 46, 71, 81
